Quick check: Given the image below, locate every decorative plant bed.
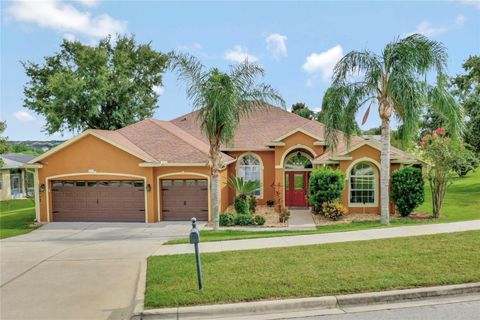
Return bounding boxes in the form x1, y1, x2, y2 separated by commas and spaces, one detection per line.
312, 212, 380, 226
219, 205, 285, 227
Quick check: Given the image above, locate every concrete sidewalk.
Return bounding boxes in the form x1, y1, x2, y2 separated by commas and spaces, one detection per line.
153, 220, 480, 256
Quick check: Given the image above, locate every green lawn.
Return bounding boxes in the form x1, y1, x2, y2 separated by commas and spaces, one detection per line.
145, 230, 480, 308
0, 199, 37, 239
166, 170, 480, 245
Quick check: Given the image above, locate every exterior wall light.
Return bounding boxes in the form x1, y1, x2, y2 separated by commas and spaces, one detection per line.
146, 184, 151, 192
39, 184, 46, 193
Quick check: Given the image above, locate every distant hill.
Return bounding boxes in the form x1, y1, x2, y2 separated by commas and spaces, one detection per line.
8, 140, 64, 154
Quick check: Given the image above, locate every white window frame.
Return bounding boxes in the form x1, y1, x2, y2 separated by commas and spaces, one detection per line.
348, 161, 378, 207
236, 153, 264, 199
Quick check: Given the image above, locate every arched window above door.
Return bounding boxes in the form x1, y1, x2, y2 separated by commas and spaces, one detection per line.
284, 152, 313, 170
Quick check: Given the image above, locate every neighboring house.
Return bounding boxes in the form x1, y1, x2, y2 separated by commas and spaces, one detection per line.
0, 153, 35, 201
27, 105, 420, 223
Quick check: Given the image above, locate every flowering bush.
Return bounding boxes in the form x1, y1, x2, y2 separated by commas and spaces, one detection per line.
419, 129, 467, 218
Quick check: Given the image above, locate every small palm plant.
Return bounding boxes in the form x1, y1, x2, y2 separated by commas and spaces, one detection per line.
228, 176, 260, 215
169, 52, 284, 229
321, 34, 463, 225
228, 176, 260, 198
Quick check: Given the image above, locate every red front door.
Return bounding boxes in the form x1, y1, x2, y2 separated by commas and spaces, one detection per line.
285, 172, 309, 207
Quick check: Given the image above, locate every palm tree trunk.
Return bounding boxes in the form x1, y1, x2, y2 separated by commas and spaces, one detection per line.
211, 168, 221, 230
210, 144, 222, 230
380, 114, 391, 225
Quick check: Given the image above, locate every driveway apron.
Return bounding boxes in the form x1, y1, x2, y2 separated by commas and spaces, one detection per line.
0, 222, 195, 320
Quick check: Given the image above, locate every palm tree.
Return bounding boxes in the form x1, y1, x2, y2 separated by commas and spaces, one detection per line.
321, 34, 463, 225
169, 53, 284, 229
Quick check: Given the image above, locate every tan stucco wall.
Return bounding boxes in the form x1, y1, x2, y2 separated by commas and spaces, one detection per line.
36, 133, 219, 223
37, 134, 155, 222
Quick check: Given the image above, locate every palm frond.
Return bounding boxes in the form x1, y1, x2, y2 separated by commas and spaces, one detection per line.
227, 176, 260, 196
332, 50, 383, 87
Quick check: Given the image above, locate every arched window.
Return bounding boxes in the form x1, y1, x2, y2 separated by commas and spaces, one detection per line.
285, 152, 313, 170
350, 162, 376, 204
237, 154, 262, 196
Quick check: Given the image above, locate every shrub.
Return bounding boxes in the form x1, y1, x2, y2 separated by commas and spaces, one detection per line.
279, 209, 290, 223
452, 151, 479, 177
253, 215, 266, 226
321, 201, 348, 221
235, 214, 254, 226
308, 167, 345, 212
249, 196, 257, 213
234, 195, 249, 215
219, 212, 235, 226
391, 167, 425, 217
266, 200, 275, 207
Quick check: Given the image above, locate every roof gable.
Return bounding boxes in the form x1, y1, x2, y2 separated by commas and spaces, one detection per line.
28, 130, 155, 164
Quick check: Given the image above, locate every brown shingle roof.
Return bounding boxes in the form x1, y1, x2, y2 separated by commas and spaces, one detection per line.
171, 104, 330, 149
94, 119, 233, 164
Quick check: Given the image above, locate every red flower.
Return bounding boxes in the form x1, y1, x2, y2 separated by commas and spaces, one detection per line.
435, 127, 443, 134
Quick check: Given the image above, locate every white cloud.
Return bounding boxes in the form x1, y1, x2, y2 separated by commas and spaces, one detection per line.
152, 85, 164, 96
455, 14, 466, 26
265, 33, 287, 60
178, 42, 202, 52
456, 0, 480, 10
6, 1, 126, 39
407, 21, 448, 37
302, 45, 344, 82
63, 33, 76, 42
13, 111, 35, 122
224, 45, 258, 63
75, 0, 100, 7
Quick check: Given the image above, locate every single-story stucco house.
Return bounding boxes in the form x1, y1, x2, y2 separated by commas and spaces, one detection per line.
27, 105, 420, 223
1, 153, 35, 201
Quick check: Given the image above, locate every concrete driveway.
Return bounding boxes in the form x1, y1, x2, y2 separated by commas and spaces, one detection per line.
0, 222, 197, 320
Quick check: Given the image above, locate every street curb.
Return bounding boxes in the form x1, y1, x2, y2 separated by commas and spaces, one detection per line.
134, 282, 480, 320
130, 260, 147, 320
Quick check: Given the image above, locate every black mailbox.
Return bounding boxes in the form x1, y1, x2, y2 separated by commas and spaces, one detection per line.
190, 227, 200, 244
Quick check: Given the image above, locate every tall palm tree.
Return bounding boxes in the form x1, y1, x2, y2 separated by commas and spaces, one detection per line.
169, 53, 284, 229
321, 34, 463, 225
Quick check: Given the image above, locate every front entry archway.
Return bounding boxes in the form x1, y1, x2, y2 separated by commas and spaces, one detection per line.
284, 151, 313, 208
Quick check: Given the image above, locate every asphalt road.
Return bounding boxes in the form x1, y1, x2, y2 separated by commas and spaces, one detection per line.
289, 299, 480, 320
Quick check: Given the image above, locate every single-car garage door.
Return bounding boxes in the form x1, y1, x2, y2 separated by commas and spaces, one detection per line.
51, 180, 145, 222
161, 179, 208, 221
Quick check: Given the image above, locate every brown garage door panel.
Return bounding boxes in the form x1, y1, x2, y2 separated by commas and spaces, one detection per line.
162, 179, 208, 221
52, 180, 145, 222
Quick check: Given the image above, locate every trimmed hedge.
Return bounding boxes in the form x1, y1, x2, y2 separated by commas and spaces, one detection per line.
308, 167, 345, 212
391, 167, 425, 217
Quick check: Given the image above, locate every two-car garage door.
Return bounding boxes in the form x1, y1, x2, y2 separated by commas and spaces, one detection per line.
52, 180, 145, 222
51, 178, 209, 222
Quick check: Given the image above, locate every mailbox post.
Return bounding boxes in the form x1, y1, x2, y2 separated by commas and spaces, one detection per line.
189, 217, 203, 290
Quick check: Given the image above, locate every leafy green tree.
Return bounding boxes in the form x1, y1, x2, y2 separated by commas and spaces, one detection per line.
420, 129, 468, 218
169, 53, 284, 229
291, 102, 315, 119
0, 122, 10, 166
22, 35, 168, 134
451, 56, 480, 153
9, 143, 42, 156
321, 34, 463, 224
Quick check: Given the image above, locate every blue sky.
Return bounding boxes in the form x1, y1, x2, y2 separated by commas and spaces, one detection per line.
1, 0, 479, 141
